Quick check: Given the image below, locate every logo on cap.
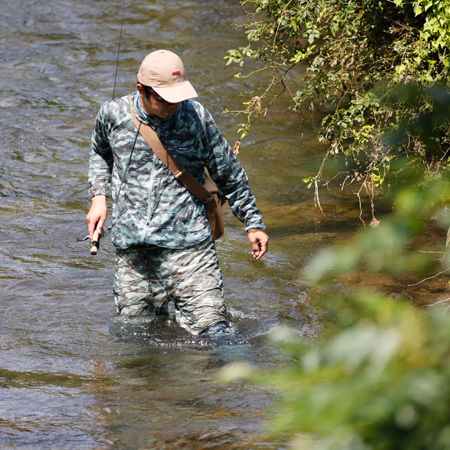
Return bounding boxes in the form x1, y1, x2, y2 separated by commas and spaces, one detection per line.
172, 71, 181, 76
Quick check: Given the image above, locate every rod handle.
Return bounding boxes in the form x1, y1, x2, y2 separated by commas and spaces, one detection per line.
90, 230, 101, 255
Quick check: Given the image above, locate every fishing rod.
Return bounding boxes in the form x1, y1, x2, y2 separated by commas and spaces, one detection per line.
80, 0, 126, 255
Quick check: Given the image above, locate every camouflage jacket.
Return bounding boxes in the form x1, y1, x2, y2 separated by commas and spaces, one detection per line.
88, 91, 265, 249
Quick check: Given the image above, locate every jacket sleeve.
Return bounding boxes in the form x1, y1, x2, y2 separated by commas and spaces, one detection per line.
88, 102, 114, 198
199, 105, 266, 231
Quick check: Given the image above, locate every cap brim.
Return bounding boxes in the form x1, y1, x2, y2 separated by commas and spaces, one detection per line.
153, 81, 198, 103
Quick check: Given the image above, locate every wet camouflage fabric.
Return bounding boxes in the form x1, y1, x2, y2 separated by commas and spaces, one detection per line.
114, 235, 230, 335
89, 91, 265, 249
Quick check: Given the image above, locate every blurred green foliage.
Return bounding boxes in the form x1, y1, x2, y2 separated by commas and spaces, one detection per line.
226, 0, 449, 203
221, 172, 449, 447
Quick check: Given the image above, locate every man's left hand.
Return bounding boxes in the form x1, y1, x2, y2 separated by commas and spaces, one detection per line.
247, 228, 269, 260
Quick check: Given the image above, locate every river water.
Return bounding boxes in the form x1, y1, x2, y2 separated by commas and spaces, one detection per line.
0, 0, 365, 448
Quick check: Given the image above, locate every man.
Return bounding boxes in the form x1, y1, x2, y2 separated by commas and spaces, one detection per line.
86, 49, 269, 336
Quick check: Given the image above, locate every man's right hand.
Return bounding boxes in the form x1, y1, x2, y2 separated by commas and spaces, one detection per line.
86, 195, 108, 240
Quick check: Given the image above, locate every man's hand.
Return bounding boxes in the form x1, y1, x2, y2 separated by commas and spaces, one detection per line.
247, 228, 269, 260
86, 195, 107, 240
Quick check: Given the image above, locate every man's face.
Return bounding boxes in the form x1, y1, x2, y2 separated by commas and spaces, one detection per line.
137, 84, 181, 119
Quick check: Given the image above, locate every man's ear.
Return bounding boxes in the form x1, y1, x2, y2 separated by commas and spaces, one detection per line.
136, 83, 146, 97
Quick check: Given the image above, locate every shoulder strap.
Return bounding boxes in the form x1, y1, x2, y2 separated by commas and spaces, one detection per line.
128, 95, 216, 210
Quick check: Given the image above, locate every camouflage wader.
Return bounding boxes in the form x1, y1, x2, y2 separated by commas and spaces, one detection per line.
114, 235, 230, 335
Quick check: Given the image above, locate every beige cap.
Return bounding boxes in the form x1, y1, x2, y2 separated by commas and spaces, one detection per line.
137, 49, 198, 103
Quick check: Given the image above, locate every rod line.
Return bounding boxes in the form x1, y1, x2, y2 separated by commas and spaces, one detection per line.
112, 0, 126, 99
